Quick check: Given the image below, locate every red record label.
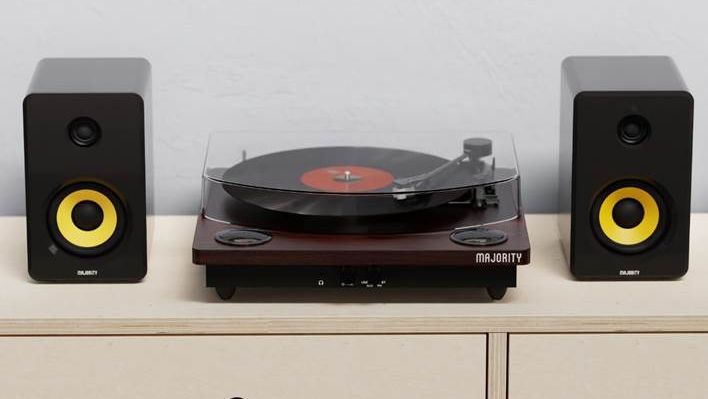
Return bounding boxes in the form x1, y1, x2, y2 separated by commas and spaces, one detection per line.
300, 165, 395, 192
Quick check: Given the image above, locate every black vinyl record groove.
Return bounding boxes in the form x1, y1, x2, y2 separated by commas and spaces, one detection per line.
220, 146, 513, 217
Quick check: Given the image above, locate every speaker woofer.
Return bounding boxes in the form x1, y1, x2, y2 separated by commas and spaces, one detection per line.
48, 183, 125, 256
591, 181, 667, 254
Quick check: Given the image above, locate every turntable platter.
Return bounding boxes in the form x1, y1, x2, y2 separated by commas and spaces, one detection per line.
300, 165, 394, 192
223, 147, 447, 194
217, 146, 515, 217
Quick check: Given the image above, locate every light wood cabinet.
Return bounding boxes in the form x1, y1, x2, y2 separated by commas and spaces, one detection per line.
0, 335, 486, 399
508, 333, 708, 399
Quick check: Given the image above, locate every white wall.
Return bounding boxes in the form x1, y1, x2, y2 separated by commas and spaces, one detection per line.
1, 0, 706, 214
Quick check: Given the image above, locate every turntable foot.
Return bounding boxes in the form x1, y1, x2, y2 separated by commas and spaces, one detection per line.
486, 286, 507, 300
215, 286, 236, 300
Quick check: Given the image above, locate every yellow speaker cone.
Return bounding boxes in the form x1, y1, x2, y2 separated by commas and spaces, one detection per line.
55, 189, 118, 248
598, 186, 660, 246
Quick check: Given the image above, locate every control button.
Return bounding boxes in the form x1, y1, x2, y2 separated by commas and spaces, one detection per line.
71, 200, 104, 231
450, 228, 508, 246
214, 229, 272, 246
68, 117, 101, 147
368, 266, 384, 287
612, 198, 644, 228
340, 266, 356, 287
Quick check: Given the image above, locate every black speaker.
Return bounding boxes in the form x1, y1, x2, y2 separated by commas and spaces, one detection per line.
23, 58, 152, 282
559, 56, 693, 279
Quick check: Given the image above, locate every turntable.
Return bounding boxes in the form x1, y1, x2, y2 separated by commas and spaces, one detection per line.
192, 132, 530, 300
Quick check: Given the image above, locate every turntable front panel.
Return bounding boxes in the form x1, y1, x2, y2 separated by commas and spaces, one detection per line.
193, 215, 530, 267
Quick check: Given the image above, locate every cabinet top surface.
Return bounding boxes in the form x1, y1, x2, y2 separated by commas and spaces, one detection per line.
1, 215, 707, 334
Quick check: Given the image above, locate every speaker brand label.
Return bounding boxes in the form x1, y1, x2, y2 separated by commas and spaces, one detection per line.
619, 269, 641, 276
476, 252, 523, 264
76, 270, 98, 276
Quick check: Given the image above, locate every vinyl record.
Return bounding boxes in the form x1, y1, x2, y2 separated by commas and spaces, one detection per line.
220, 146, 509, 216
205, 176, 521, 233
224, 147, 447, 192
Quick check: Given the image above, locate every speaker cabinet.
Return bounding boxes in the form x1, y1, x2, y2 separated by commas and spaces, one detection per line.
559, 56, 693, 280
23, 58, 152, 282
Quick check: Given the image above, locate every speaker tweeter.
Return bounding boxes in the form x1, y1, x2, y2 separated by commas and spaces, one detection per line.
68, 117, 101, 147
617, 115, 650, 145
